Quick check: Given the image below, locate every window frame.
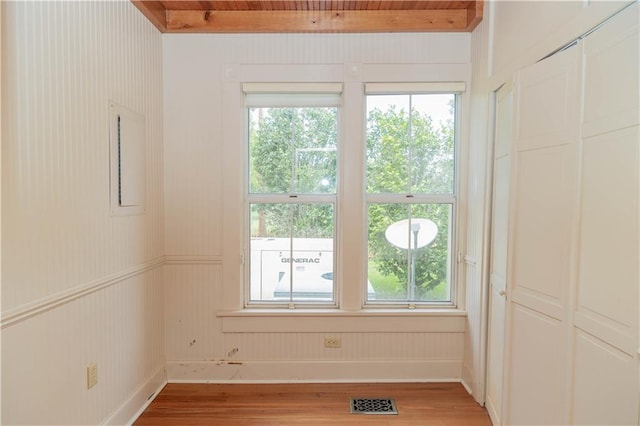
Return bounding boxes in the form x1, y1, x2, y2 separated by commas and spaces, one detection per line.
218, 62, 469, 317
243, 84, 343, 309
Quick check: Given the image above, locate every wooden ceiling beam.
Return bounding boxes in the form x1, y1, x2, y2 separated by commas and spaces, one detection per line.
132, 0, 169, 32
466, 0, 483, 31
165, 9, 470, 32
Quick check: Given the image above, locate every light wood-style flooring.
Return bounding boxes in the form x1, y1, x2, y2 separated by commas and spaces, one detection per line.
134, 382, 493, 425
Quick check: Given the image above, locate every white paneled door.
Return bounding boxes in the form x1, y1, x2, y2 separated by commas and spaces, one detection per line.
505, 45, 580, 426
571, 6, 639, 424
500, 3, 639, 424
485, 82, 512, 426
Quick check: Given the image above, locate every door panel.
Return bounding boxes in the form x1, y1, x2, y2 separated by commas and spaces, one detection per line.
511, 145, 576, 311
515, 48, 579, 151
505, 45, 580, 426
572, 330, 639, 425
571, 5, 639, 424
502, 5, 639, 425
508, 304, 566, 425
485, 83, 512, 426
578, 128, 638, 331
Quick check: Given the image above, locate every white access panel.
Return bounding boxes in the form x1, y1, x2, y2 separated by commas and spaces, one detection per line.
109, 101, 146, 214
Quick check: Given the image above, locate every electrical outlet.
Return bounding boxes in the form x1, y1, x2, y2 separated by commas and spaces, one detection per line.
324, 337, 341, 348
87, 362, 98, 389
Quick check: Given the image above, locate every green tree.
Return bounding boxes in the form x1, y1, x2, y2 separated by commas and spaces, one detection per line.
249, 107, 337, 238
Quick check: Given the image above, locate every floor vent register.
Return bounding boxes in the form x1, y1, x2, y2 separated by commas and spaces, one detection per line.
349, 398, 398, 415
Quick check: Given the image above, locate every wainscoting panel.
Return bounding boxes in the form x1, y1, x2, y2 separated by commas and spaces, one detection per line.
1, 269, 165, 425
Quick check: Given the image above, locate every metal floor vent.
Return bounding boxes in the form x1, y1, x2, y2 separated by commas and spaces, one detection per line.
350, 398, 398, 415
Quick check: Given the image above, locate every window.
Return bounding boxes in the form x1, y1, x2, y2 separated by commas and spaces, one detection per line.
245, 86, 340, 306
241, 81, 461, 310
365, 91, 457, 305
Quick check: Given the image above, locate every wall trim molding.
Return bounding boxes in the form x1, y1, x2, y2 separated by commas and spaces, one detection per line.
1, 254, 222, 329
166, 360, 463, 383
164, 255, 222, 265
1, 256, 165, 329
104, 365, 167, 426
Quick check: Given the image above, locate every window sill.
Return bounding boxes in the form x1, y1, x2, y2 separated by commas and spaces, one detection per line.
218, 309, 467, 333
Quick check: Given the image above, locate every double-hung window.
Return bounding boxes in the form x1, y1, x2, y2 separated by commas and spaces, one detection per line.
242, 81, 461, 309
364, 84, 460, 306
244, 84, 341, 307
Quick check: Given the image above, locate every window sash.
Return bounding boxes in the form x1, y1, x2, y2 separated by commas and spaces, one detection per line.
364, 91, 458, 306
365, 201, 455, 306
365, 194, 456, 204
246, 201, 338, 307
248, 194, 336, 203
245, 96, 340, 308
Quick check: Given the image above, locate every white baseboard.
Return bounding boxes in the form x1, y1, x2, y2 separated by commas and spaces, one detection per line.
461, 362, 485, 406
104, 365, 167, 426
461, 377, 473, 395
166, 359, 462, 383
461, 362, 474, 392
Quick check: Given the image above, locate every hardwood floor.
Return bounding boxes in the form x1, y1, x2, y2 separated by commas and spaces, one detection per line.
134, 382, 493, 425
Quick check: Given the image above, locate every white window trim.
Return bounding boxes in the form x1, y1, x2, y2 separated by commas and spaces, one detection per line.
220, 63, 469, 319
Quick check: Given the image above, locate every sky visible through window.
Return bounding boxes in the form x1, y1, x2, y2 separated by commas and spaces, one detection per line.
366, 94, 453, 131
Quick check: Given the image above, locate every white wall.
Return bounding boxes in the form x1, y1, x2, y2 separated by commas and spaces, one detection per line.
1, 1, 165, 424
163, 32, 473, 382
466, 0, 638, 421
461, 5, 493, 401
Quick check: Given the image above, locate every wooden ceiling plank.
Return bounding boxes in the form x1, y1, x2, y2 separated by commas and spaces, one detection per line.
145, 0, 476, 11
368, 0, 381, 11
197, 1, 216, 10
165, 9, 468, 32
377, 0, 397, 10
212, 1, 230, 10
132, 0, 168, 32
233, 1, 251, 10
160, 1, 203, 10
246, 1, 263, 10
